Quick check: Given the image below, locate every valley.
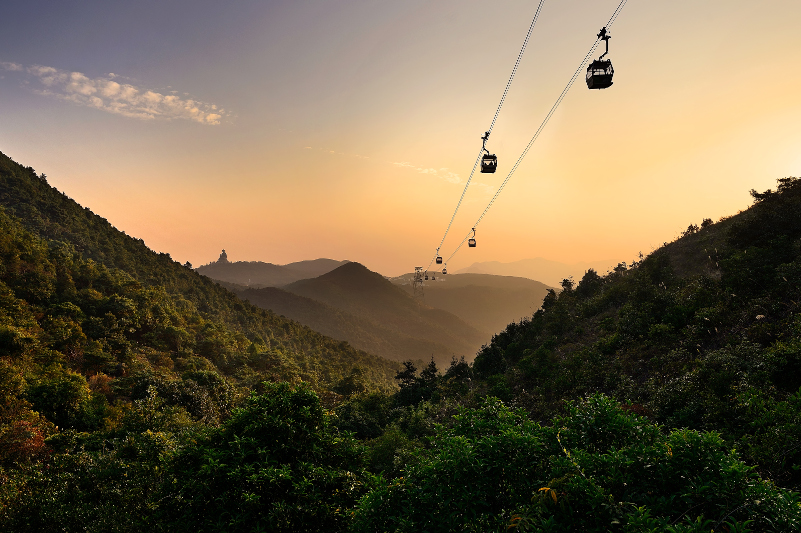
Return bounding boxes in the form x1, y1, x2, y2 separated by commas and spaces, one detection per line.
2, 149, 800, 532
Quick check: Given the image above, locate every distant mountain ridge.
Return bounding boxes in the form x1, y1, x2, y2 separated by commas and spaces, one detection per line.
237, 262, 488, 365
391, 273, 551, 335
196, 255, 347, 287
236, 285, 466, 364
455, 257, 615, 287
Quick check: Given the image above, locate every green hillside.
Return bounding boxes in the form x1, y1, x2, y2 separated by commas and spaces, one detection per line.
3, 154, 800, 531
465, 177, 801, 487
0, 153, 403, 438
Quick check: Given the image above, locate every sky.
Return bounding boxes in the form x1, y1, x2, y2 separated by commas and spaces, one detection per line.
1, 0, 800, 277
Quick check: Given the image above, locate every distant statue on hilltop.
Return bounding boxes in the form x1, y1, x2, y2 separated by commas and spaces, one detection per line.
218, 249, 229, 264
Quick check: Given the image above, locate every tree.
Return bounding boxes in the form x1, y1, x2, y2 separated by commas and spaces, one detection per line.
155, 382, 369, 533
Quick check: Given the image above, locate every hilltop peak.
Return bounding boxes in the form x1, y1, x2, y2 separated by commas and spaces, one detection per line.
309, 262, 403, 294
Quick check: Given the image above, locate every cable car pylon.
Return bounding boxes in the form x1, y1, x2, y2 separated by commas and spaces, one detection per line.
412, 267, 425, 300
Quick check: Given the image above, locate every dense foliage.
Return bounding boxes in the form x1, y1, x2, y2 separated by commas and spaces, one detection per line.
352, 395, 800, 532
2, 148, 801, 532
467, 176, 801, 491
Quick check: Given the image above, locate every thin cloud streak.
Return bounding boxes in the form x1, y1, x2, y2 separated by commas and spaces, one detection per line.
1, 62, 227, 125
392, 161, 461, 184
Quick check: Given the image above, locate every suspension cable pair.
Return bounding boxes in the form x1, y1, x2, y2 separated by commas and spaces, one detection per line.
437, 0, 629, 268
427, 0, 547, 273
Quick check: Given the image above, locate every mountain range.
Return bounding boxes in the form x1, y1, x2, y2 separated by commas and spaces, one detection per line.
391, 272, 551, 335
227, 262, 489, 365
455, 257, 615, 287
196, 256, 347, 287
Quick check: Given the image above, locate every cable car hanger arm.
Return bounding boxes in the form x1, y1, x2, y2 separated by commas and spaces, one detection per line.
597, 27, 611, 60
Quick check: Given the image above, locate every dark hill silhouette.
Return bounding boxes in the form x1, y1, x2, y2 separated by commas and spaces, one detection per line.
282, 262, 486, 365
284, 258, 348, 277
235, 285, 464, 363
196, 257, 347, 287
391, 273, 552, 334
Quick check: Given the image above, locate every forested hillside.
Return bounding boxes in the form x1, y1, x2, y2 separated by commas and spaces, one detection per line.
466, 177, 801, 486
2, 150, 801, 532
0, 151, 398, 390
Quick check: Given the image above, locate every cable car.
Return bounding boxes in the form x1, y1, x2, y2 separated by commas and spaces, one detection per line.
425, 274, 429, 281
586, 27, 613, 90
480, 130, 497, 173
442, 267, 447, 275
436, 256, 443, 264
468, 227, 477, 248
481, 154, 497, 173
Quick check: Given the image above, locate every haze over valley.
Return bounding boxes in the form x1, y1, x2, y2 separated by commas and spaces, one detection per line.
200, 253, 552, 365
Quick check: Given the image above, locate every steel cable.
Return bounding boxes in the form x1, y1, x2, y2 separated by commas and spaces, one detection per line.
427, 0, 546, 271
442, 0, 629, 266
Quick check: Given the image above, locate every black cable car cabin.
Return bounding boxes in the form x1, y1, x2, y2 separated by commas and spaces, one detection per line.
442, 267, 447, 275
468, 227, 477, 247
436, 256, 443, 264
481, 153, 497, 174
586, 59, 613, 89
586, 27, 613, 90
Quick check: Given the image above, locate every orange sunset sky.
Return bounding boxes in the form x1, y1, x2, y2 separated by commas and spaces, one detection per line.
1, 0, 800, 276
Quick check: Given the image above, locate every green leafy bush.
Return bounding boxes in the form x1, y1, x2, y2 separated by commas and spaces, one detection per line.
154, 382, 370, 533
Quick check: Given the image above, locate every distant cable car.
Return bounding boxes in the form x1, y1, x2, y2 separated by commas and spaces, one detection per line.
468, 227, 477, 248
432, 275, 436, 280
442, 267, 447, 275
425, 274, 429, 281
436, 256, 443, 264
586, 27, 614, 90
480, 131, 497, 174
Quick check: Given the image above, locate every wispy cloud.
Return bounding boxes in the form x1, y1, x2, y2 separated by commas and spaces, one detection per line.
392, 161, 461, 184
1, 62, 227, 125
307, 146, 370, 160
473, 182, 496, 196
